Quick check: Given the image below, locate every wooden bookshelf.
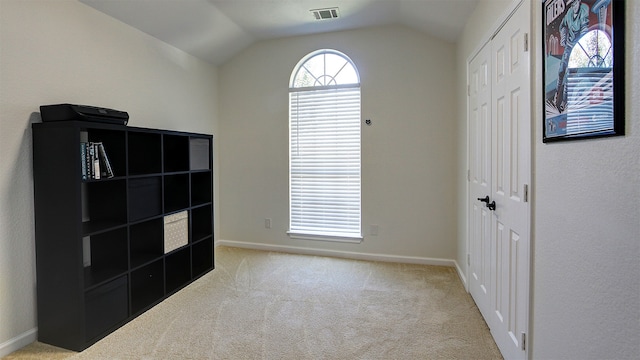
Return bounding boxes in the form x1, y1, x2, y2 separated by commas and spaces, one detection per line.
32, 121, 214, 351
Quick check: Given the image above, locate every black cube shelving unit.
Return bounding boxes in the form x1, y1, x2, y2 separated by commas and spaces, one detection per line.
32, 120, 214, 351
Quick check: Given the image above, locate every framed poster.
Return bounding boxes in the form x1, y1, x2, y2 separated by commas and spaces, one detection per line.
542, 0, 625, 142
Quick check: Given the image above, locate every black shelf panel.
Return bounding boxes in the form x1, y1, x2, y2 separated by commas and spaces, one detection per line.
130, 218, 163, 268
82, 175, 127, 184
128, 131, 161, 175
85, 275, 128, 342
191, 205, 213, 242
128, 176, 162, 222
164, 174, 189, 213
164, 135, 189, 173
165, 247, 191, 294
82, 220, 127, 237
192, 237, 214, 278
127, 173, 162, 179
84, 266, 127, 290
131, 259, 165, 315
84, 180, 127, 229
191, 171, 212, 206
83, 227, 128, 288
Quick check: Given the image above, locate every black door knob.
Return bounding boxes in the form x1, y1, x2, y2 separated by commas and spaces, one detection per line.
487, 201, 496, 211
477, 196, 490, 203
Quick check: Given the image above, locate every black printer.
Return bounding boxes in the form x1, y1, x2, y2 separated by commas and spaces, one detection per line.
40, 104, 128, 125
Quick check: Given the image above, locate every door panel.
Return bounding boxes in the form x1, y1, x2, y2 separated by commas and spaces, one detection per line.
468, 3, 530, 360
468, 43, 492, 320
490, 3, 530, 360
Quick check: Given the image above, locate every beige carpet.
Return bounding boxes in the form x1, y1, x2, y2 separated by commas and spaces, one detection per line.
5, 246, 502, 359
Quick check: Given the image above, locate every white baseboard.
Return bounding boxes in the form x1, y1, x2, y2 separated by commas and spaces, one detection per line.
454, 260, 468, 290
215, 239, 456, 267
0, 328, 37, 358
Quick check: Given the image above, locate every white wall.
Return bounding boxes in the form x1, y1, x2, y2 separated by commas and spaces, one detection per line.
457, 0, 640, 358
531, 0, 640, 357
218, 25, 458, 263
0, 0, 219, 354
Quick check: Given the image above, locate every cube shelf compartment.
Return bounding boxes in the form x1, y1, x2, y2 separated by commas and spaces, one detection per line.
128, 176, 162, 222
83, 227, 128, 288
83, 180, 127, 233
192, 205, 213, 242
191, 172, 212, 206
164, 174, 189, 213
130, 218, 163, 268
131, 259, 165, 315
189, 138, 211, 170
192, 237, 214, 278
163, 134, 190, 173
85, 275, 128, 342
166, 247, 191, 294
128, 131, 161, 175
32, 121, 214, 351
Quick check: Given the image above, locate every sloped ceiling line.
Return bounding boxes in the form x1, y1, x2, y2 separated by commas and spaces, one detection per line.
80, 0, 478, 65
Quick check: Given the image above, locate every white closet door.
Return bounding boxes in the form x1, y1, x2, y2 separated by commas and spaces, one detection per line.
467, 2, 531, 359
489, 3, 530, 359
468, 43, 493, 322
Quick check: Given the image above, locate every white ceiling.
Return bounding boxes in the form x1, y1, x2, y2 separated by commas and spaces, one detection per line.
80, 0, 479, 65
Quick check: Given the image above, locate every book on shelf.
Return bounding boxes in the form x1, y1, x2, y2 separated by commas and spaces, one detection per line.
87, 142, 95, 179
80, 143, 88, 180
80, 141, 114, 180
93, 144, 100, 180
97, 143, 115, 179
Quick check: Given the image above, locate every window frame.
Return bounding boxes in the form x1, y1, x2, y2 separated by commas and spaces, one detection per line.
288, 49, 363, 243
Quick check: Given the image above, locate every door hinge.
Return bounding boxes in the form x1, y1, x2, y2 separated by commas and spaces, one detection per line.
467, 169, 471, 182
467, 253, 470, 266
524, 184, 529, 202
521, 332, 527, 351
467, 84, 471, 96
524, 33, 529, 52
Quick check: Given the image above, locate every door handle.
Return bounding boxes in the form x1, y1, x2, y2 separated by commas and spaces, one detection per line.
487, 201, 496, 211
477, 196, 490, 203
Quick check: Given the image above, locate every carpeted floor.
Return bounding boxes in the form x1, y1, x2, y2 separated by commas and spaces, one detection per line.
4, 246, 502, 359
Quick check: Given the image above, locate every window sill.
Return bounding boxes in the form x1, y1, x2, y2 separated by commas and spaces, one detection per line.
287, 231, 363, 244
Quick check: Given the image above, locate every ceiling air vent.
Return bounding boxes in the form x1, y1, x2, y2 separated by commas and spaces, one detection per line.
311, 7, 339, 20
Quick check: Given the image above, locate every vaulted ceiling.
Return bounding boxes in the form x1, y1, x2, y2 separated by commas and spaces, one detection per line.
80, 0, 479, 65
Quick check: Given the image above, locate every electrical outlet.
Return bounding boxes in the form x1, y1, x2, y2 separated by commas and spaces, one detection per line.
265, 218, 272, 229
369, 224, 379, 236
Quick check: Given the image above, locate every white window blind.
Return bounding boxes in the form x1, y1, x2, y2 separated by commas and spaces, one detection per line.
563, 30, 614, 136
289, 86, 361, 239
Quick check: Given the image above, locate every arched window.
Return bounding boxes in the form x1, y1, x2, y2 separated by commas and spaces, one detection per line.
565, 29, 614, 134
568, 29, 612, 68
288, 50, 362, 241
